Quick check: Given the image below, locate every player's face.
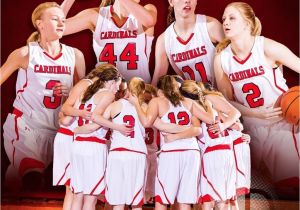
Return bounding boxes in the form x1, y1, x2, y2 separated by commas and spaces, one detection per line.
222, 6, 249, 38
170, 0, 197, 18
38, 7, 66, 40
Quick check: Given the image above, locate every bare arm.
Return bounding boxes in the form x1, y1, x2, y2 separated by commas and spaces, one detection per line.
191, 100, 214, 124
74, 123, 101, 134
73, 48, 86, 80
264, 37, 300, 74
151, 34, 169, 86
60, 0, 75, 16
153, 118, 190, 133
206, 16, 224, 44
119, 0, 157, 28
0, 46, 28, 85
64, 8, 98, 35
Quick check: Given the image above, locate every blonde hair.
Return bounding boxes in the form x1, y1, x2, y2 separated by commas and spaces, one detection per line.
100, 0, 114, 7
180, 80, 207, 109
197, 82, 224, 97
27, 2, 61, 44
216, 2, 262, 53
167, 5, 175, 26
128, 77, 146, 105
82, 64, 121, 103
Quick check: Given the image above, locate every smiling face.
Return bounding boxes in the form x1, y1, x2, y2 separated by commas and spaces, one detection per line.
37, 7, 65, 40
222, 6, 250, 39
169, 0, 197, 18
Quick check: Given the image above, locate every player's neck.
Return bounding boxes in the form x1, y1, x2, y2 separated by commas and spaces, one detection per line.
112, 1, 129, 19
173, 14, 196, 38
38, 40, 61, 57
230, 35, 255, 59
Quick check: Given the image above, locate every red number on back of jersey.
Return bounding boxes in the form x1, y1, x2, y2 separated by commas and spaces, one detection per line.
123, 115, 135, 138
168, 111, 190, 125
182, 62, 209, 82
43, 80, 62, 109
99, 43, 138, 70
242, 83, 264, 108
78, 104, 92, 126
145, 127, 154, 145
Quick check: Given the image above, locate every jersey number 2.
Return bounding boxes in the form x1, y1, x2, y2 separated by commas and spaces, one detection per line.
242, 83, 264, 108
99, 43, 139, 70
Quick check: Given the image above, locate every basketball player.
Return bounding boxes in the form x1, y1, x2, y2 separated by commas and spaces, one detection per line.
129, 75, 214, 210
53, 67, 106, 210
180, 80, 241, 210
61, 0, 157, 83
69, 65, 126, 210
1, 2, 85, 191
151, 0, 224, 86
214, 2, 300, 198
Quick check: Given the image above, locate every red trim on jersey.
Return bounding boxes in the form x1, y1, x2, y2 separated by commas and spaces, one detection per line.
43, 51, 63, 60
156, 175, 171, 204
56, 163, 70, 185
233, 52, 252, 65
236, 187, 250, 196
201, 157, 223, 201
16, 70, 28, 94
19, 158, 45, 176
110, 147, 146, 155
13, 108, 23, 141
199, 194, 214, 203
156, 131, 161, 150
233, 137, 244, 145
11, 140, 16, 166
155, 195, 164, 205
65, 178, 70, 186
144, 34, 148, 58
90, 170, 106, 195
232, 138, 246, 177
75, 136, 106, 144
176, 33, 194, 45
110, 6, 129, 28
130, 185, 144, 205
292, 125, 300, 159
196, 136, 205, 145
204, 144, 231, 154
161, 149, 200, 153
58, 127, 74, 136
272, 68, 286, 93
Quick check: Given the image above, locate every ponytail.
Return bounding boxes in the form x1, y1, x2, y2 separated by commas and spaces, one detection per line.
216, 38, 231, 53
252, 16, 262, 36
27, 31, 40, 44
82, 79, 104, 103
167, 5, 175, 26
158, 75, 183, 107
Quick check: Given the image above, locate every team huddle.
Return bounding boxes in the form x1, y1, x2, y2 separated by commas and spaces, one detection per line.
1, 0, 299, 210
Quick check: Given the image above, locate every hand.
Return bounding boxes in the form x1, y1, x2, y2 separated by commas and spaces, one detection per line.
80, 109, 92, 120
118, 124, 134, 136
254, 104, 282, 120
208, 122, 226, 135
53, 82, 70, 97
127, 93, 139, 106
242, 133, 251, 143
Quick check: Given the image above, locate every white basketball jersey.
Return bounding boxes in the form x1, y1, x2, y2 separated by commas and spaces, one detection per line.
74, 90, 109, 139
13, 42, 75, 131
220, 36, 288, 125
164, 15, 216, 84
110, 99, 147, 153
200, 111, 233, 148
93, 6, 153, 83
160, 102, 199, 151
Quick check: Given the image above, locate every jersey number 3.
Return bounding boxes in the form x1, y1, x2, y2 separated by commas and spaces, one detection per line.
99, 43, 139, 70
43, 80, 61, 109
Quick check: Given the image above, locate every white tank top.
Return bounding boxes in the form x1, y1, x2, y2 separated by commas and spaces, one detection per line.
160, 101, 199, 151
200, 110, 233, 148
220, 36, 288, 125
13, 42, 75, 131
74, 89, 109, 139
110, 99, 147, 153
164, 15, 216, 85
93, 6, 153, 83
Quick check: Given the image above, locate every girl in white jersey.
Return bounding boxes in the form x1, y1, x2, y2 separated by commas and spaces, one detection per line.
60, 0, 157, 83
180, 80, 241, 210
214, 2, 300, 198
53, 66, 106, 210
0, 2, 85, 192
129, 75, 214, 210
151, 0, 224, 86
